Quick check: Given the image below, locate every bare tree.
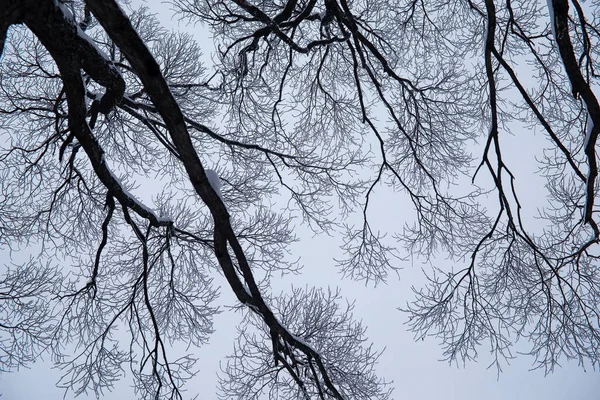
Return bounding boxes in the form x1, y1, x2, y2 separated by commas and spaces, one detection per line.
1, 0, 600, 398
172, 0, 600, 377
0, 1, 388, 399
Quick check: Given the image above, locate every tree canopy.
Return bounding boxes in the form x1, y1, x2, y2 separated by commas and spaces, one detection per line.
1, 0, 599, 399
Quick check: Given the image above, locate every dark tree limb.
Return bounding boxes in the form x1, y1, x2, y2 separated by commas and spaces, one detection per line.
83, 0, 345, 397
550, 0, 600, 226
19, 0, 125, 115
0, 2, 23, 57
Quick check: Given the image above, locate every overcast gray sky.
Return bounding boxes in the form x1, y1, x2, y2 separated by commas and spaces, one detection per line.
2, 1, 600, 399
3, 224, 600, 399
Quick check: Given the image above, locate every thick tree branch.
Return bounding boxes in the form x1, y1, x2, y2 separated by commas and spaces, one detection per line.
19, 0, 124, 115
83, 1, 345, 397
550, 0, 600, 225
0, 2, 23, 57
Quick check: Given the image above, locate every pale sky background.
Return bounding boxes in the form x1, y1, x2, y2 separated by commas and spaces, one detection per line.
2, 1, 600, 399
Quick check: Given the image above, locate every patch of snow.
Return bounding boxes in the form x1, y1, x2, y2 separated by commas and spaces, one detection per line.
584, 164, 592, 222
483, 20, 487, 53
582, 105, 594, 222
585, 112, 594, 148
547, 0, 556, 40
290, 334, 316, 353
205, 169, 224, 201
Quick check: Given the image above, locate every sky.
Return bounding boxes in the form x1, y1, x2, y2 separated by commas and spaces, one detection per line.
2, 1, 600, 399
3, 222, 600, 399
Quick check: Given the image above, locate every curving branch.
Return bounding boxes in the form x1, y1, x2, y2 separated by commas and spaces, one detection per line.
549, 0, 600, 226
82, 0, 347, 397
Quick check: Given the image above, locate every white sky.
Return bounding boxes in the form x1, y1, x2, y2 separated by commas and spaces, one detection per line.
2, 1, 600, 399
